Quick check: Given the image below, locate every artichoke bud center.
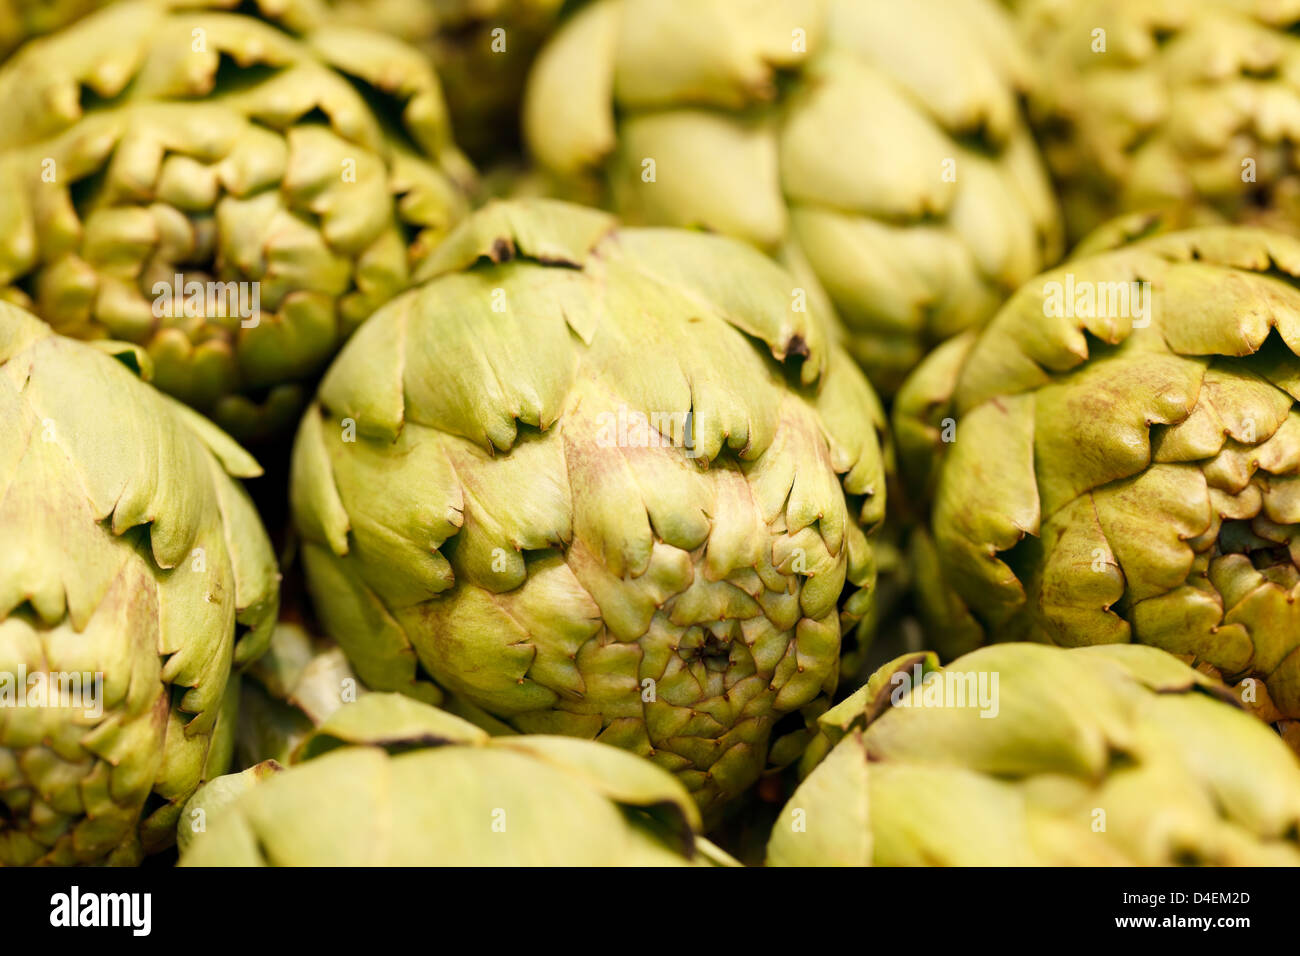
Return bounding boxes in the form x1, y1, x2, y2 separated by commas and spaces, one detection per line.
677, 621, 739, 669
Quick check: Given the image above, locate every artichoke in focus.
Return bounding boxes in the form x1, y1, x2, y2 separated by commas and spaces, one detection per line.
1021, 0, 1300, 241
0, 303, 279, 866
896, 226, 1300, 737
180, 692, 735, 865
769, 643, 1300, 866
290, 198, 888, 813
523, 0, 1063, 392
0, 0, 475, 441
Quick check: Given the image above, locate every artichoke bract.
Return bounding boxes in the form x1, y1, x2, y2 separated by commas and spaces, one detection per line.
522, 0, 1062, 393
1021, 0, 1300, 241
291, 198, 888, 812
0, 0, 474, 441
0, 304, 279, 866
897, 226, 1300, 737
180, 693, 735, 865
769, 643, 1300, 866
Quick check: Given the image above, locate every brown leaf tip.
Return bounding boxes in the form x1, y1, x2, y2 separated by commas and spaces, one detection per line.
489, 238, 516, 263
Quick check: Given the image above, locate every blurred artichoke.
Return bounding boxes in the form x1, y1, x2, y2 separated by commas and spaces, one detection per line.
234, 622, 364, 769
0, 0, 474, 441
1021, 0, 1300, 241
180, 692, 735, 865
0, 0, 106, 58
0, 303, 278, 866
769, 643, 1300, 865
523, 0, 1062, 392
291, 198, 888, 813
330, 0, 567, 164
896, 226, 1300, 735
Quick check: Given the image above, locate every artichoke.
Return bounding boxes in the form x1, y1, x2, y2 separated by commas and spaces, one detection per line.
0, 0, 474, 441
290, 198, 888, 813
0, 0, 106, 58
896, 226, 1300, 737
180, 692, 735, 865
0, 303, 279, 866
768, 643, 1300, 866
1021, 0, 1300, 241
522, 0, 1063, 392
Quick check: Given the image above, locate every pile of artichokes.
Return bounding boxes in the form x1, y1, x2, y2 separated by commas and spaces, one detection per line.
3, 0, 1300, 869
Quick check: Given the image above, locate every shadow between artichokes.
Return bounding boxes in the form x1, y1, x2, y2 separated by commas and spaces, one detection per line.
234, 622, 366, 770
522, 0, 1062, 393
0, 303, 279, 866
769, 643, 1300, 866
179, 692, 736, 865
0, 0, 475, 441
289, 198, 889, 815
894, 226, 1300, 744
327, 0, 567, 164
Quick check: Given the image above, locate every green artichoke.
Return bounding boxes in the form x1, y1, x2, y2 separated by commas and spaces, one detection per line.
896, 226, 1300, 734
1021, 0, 1300, 242
0, 303, 279, 866
290, 198, 888, 813
180, 692, 735, 865
522, 0, 1063, 392
0, 0, 474, 441
0, 0, 106, 58
769, 643, 1300, 866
